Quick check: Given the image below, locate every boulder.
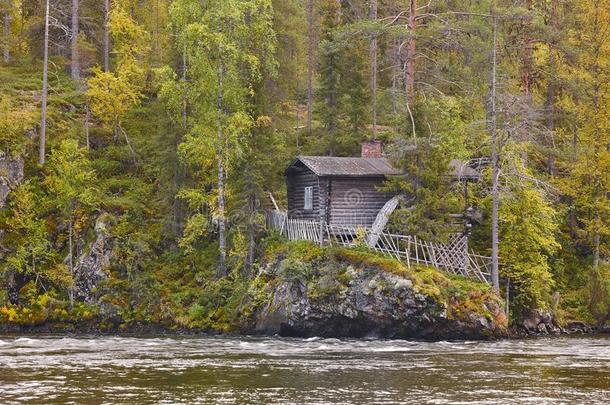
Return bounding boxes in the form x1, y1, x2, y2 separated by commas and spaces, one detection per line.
247, 261, 507, 340
518, 309, 563, 336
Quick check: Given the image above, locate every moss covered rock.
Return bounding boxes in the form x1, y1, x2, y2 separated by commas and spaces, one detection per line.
242, 241, 507, 340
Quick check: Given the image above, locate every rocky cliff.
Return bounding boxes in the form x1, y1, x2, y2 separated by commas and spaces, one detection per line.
0, 152, 24, 208
243, 243, 508, 340
72, 214, 114, 304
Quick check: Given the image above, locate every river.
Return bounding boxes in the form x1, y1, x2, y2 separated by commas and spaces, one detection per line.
0, 335, 608, 404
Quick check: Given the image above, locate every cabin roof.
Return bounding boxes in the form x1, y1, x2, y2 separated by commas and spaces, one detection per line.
286, 156, 481, 180
448, 159, 482, 180
287, 156, 403, 177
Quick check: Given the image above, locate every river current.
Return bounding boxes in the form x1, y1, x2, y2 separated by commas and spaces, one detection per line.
0, 335, 608, 404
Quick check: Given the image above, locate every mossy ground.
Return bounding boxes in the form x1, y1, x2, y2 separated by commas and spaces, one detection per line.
1, 237, 507, 332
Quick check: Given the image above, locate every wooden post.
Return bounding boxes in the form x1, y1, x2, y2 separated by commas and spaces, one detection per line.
406, 236, 411, 268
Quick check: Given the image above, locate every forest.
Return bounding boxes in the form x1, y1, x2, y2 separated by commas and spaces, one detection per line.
0, 0, 608, 332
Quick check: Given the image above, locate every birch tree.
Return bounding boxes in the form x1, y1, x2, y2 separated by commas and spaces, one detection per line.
2, 0, 10, 64
70, 0, 80, 80
103, 0, 110, 72
168, 0, 276, 277
39, 0, 50, 165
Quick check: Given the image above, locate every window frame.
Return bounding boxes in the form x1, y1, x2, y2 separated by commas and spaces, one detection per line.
304, 186, 313, 211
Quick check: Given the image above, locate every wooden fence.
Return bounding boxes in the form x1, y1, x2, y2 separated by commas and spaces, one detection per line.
266, 210, 492, 284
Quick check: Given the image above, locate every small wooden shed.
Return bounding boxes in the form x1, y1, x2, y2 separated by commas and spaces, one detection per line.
285, 141, 481, 229
285, 141, 402, 228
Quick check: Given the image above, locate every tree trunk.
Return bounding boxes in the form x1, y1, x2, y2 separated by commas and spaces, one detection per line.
85, 105, 90, 149
216, 61, 227, 277
68, 217, 74, 309
490, 14, 500, 293
246, 191, 256, 273
592, 225, 600, 271
71, 0, 80, 81
306, 0, 315, 134
181, 47, 187, 129
520, 1, 534, 97
2, 0, 9, 64
520, 0, 534, 166
103, 0, 110, 72
39, 0, 50, 165
369, 0, 378, 138
545, 0, 558, 176
405, 0, 417, 106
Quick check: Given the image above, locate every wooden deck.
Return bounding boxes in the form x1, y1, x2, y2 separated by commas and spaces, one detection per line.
266, 210, 492, 284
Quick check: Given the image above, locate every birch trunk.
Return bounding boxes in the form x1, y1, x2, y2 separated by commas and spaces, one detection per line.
68, 217, 74, 309
545, 0, 558, 176
369, 0, 378, 138
520, 0, 533, 166
103, 0, 110, 72
39, 0, 50, 165
405, 0, 417, 106
490, 14, 500, 293
2, 0, 9, 64
246, 192, 256, 273
216, 62, 227, 277
306, 0, 315, 134
71, 0, 80, 81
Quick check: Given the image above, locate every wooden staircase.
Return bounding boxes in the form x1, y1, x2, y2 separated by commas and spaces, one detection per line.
366, 195, 401, 248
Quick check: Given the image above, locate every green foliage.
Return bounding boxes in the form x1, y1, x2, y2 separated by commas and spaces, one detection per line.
0, 96, 35, 156
385, 139, 462, 242
498, 185, 559, 318
0, 181, 67, 290
277, 258, 311, 282
87, 3, 150, 137
1, 0, 610, 331
44, 139, 97, 215
588, 265, 610, 326
0, 287, 98, 326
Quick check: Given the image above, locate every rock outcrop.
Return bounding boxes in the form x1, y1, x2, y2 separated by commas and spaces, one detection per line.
517, 309, 563, 335
72, 214, 114, 304
0, 152, 24, 208
245, 250, 507, 340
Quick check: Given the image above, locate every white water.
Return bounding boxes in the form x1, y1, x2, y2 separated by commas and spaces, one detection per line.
0, 335, 608, 403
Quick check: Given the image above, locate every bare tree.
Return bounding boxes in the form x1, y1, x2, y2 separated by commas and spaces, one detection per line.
70, 0, 80, 80
2, 0, 9, 64
306, 0, 315, 134
545, 0, 558, 176
369, 0, 378, 138
216, 61, 227, 277
40, 0, 50, 165
490, 12, 500, 293
405, 0, 417, 106
103, 0, 110, 72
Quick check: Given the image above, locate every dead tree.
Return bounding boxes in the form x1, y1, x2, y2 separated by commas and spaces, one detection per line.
40, 0, 50, 165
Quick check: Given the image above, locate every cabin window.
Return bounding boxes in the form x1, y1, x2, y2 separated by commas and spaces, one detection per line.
304, 186, 313, 211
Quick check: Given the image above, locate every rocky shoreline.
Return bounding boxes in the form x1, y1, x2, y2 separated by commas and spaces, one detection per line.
0, 318, 601, 339
0, 243, 601, 341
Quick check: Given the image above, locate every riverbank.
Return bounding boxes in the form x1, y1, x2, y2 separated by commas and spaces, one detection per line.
1, 241, 510, 340
2, 240, 600, 340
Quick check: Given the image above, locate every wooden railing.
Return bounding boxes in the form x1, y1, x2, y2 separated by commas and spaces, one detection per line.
266, 210, 492, 284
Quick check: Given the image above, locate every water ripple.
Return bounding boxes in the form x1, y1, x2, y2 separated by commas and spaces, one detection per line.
0, 335, 608, 403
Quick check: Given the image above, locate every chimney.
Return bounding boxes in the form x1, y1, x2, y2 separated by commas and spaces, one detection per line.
361, 140, 383, 158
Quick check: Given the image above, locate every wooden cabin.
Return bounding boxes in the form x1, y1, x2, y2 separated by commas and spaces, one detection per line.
286, 141, 401, 228
285, 141, 481, 229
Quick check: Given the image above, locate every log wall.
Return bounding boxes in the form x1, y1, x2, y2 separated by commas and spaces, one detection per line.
328, 177, 393, 228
